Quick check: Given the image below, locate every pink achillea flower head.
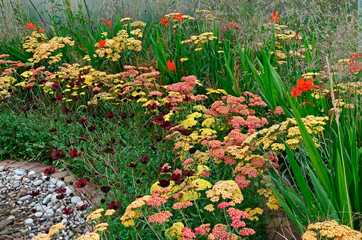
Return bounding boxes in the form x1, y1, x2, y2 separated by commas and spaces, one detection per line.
217, 202, 230, 209
273, 106, 285, 115
210, 224, 230, 240
194, 223, 211, 236
148, 211, 173, 224
239, 228, 256, 236
181, 227, 196, 239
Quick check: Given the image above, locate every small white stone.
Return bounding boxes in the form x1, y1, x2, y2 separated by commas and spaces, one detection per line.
71, 196, 81, 205
56, 181, 66, 188
35, 212, 43, 218
14, 168, 27, 176
24, 218, 34, 225
33, 180, 43, 186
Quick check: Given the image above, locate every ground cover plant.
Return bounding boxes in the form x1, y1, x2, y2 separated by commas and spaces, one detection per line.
0, 0, 361, 239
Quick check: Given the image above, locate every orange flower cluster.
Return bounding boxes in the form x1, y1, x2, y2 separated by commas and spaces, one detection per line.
291, 77, 315, 97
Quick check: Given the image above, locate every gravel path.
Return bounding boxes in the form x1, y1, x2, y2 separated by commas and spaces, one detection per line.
0, 166, 91, 239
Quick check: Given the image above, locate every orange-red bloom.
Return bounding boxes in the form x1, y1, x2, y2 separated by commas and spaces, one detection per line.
167, 60, 176, 72
160, 17, 169, 27
98, 40, 106, 48
271, 11, 279, 23
290, 77, 315, 97
100, 19, 112, 29
23, 22, 37, 30
173, 13, 183, 22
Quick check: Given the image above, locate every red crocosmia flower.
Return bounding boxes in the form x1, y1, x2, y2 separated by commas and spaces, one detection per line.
23, 22, 37, 30
291, 87, 301, 97
52, 82, 60, 90
290, 77, 315, 97
167, 60, 176, 72
100, 19, 112, 29
75, 178, 87, 188
44, 167, 56, 176
98, 40, 106, 48
69, 148, 82, 159
62, 208, 74, 215
160, 17, 169, 27
173, 13, 183, 22
230, 21, 239, 29
76, 204, 89, 211
104, 112, 115, 118
38, 27, 45, 33
51, 149, 65, 160
55, 94, 63, 100
271, 11, 280, 23
108, 201, 121, 210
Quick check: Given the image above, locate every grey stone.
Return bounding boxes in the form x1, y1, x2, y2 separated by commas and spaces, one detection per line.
14, 168, 27, 176
42, 195, 52, 205
56, 181, 66, 188
24, 218, 34, 226
34, 212, 43, 218
71, 196, 81, 205
33, 180, 43, 186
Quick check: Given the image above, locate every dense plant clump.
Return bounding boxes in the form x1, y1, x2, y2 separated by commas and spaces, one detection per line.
0, 1, 361, 239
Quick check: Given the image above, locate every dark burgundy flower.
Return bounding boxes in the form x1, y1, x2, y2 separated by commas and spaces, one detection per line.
148, 102, 159, 110
155, 136, 162, 142
63, 108, 71, 114
62, 208, 74, 215
168, 173, 184, 184
160, 121, 172, 130
189, 148, 197, 154
75, 178, 87, 188
160, 165, 171, 174
87, 125, 96, 131
78, 136, 89, 142
158, 179, 170, 187
76, 204, 89, 211
13, 90, 20, 95
55, 187, 66, 194
182, 170, 195, 177
129, 113, 135, 118
100, 186, 111, 193
49, 128, 57, 133
44, 167, 56, 176
164, 102, 173, 110
104, 112, 115, 118
55, 94, 63, 101
51, 149, 65, 160
68, 82, 75, 88
102, 146, 114, 155
69, 148, 82, 159
127, 162, 139, 168
108, 201, 121, 210
52, 82, 60, 90
56, 193, 65, 199
119, 113, 128, 119
32, 105, 38, 109
109, 138, 116, 144
24, 105, 30, 111
152, 115, 164, 124
30, 190, 40, 196
140, 155, 150, 164
100, 199, 106, 203
177, 129, 193, 136
78, 117, 88, 125
72, 96, 80, 101
136, 195, 144, 198
66, 119, 73, 124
